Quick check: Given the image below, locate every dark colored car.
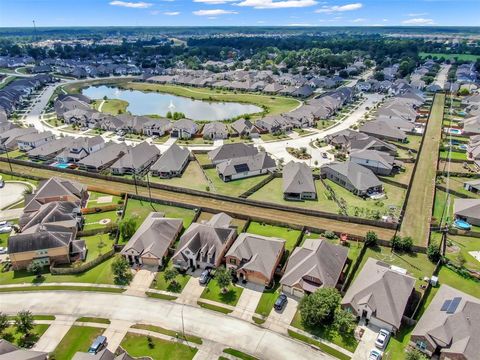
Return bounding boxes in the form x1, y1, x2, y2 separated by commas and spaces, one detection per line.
274, 293, 288, 311
199, 269, 212, 285
88, 335, 107, 354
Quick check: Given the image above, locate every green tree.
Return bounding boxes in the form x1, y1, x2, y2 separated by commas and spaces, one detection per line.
427, 241, 442, 263
119, 217, 138, 242
15, 310, 34, 338
163, 267, 179, 286
334, 308, 356, 334
27, 262, 42, 277
299, 288, 341, 327
365, 231, 378, 247
459, 88, 470, 96
456, 253, 466, 268
111, 256, 133, 285
0, 312, 8, 335
214, 266, 232, 293
402, 236, 413, 253
405, 349, 428, 360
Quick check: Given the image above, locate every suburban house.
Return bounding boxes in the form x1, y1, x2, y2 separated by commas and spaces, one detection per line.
171, 119, 198, 139
110, 142, 160, 175
77, 143, 128, 173
349, 136, 398, 156
27, 136, 73, 161
359, 120, 408, 143
121, 212, 183, 267
142, 118, 172, 137
73, 349, 134, 360
453, 198, 480, 226
320, 161, 383, 197
23, 177, 88, 214
280, 239, 348, 298
203, 122, 229, 140
0, 339, 47, 360
8, 201, 85, 270
225, 233, 285, 286
0, 127, 38, 151
172, 213, 236, 270
17, 131, 55, 151
463, 178, 480, 194
56, 136, 105, 163
150, 143, 190, 178
216, 151, 276, 182
409, 285, 480, 359
230, 119, 260, 138
349, 149, 401, 176
460, 115, 480, 135
208, 143, 258, 165
341, 258, 416, 333
282, 161, 317, 200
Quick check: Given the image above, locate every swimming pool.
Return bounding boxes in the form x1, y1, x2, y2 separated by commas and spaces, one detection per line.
54, 163, 71, 169
454, 219, 471, 230
447, 128, 463, 135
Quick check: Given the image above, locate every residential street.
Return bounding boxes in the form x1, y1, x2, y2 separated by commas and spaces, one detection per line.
0, 291, 333, 360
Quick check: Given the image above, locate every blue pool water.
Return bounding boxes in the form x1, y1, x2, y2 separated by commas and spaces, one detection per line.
54, 163, 70, 169
448, 128, 462, 135
454, 219, 471, 230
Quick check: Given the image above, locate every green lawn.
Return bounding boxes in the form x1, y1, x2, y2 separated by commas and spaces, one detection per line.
0, 172, 39, 186
121, 333, 197, 360
248, 179, 339, 213
437, 265, 480, 299
0, 256, 116, 285
82, 234, 114, 262
150, 161, 210, 192
383, 324, 415, 360
93, 98, 129, 115
439, 150, 467, 161
290, 311, 358, 353
223, 348, 259, 360
1, 324, 50, 348
401, 94, 445, 245
419, 52, 480, 61
246, 221, 301, 253
445, 234, 480, 272
254, 282, 281, 317
200, 279, 244, 306
122, 81, 299, 119
87, 191, 122, 206
177, 137, 213, 146
260, 133, 289, 141
151, 260, 191, 293
204, 168, 270, 197
123, 198, 195, 234
440, 176, 480, 199
288, 330, 351, 360
194, 153, 211, 166
83, 210, 119, 231
388, 163, 414, 186
76, 317, 111, 324
131, 324, 202, 345
52, 326, 104, 360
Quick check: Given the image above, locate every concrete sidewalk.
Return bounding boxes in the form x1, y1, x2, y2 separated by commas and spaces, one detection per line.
102, 319, 135, 352
32, 315, 76, 353
124, 269, 156, 297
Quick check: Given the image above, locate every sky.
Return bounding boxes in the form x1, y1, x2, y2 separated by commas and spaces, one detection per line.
0, 0, 479, 28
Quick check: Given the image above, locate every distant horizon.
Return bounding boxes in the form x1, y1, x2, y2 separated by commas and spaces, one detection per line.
1, 0, 479, 28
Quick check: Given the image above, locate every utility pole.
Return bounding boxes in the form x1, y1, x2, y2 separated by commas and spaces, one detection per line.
32, 20, 37, 41
3, 145, 12, 173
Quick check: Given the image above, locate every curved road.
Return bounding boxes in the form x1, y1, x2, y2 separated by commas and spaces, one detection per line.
0, 291, 331, 360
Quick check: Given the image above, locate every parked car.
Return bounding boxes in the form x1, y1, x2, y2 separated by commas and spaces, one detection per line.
88, 336, 107, 354
375, 329, 390, 349
369, 349, 382, 360
322, 152, 328, 159
274, 293, 288, 311
0, 247, 7, 254
0, 226, 12, 234
199, 269, 212, 285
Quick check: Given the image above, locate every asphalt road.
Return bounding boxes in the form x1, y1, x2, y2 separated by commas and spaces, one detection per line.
0, 291, 333, 360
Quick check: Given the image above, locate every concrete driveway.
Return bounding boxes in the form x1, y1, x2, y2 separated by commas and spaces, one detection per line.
351, 324, 380, 360
124, 269, 156, 297
176, 273, 206, 305
265, 295, 299, 334
102, 319, 135, 352
32, 315, 76, 353
231, 283, 264, 321
1, 291, 333, 360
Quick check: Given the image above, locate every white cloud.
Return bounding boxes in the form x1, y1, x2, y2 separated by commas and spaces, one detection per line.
193, 9, 239, 15
236, 0, 318, 9
408, 12, 427, 17
164, 11, 180, 15
109, 1, 152, 8
194, 0, 236, 4
402, 17, 435, 25
316, 2, 362, 13
351, 18, 365, 22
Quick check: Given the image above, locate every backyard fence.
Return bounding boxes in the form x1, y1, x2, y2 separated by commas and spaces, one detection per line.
50, 248, 115, 275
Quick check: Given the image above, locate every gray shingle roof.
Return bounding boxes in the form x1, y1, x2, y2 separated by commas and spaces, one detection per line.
322, 161, 382, 192
77, 143, 128, 169
208, 143, 258, 163
217, 152, 276, 177
150, 144, 190, 173
454, 198, 480, 220
282, 161, 316, 195
110, 141, 160, 171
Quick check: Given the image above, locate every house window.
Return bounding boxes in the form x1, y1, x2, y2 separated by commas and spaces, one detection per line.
416, 341, 427, 351
229, 258, 236, 265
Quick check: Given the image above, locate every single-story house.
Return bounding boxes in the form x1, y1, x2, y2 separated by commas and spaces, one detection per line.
320, 161, 383, 197
409, 285, 480, 359
208, 143, 258, 165
56, 136, 105, 163
230, 119, 260, 138
225, 233, 285, 286
453, 198, 480, 226
121, 212, 183, 267
27, 136, 73, 161
0, 339, 47, 360
77, 143, 128, 173
216, 151, 276, 182
341, 258, 415, 333
359, 120, 407, 143
463, 178, 480, 194
143, 118, 172, 137
172, 213, 236, 270
349, 149, 401, 176
110, 142, 161, 175
150, 143, 190, 178
203, 122, 229, 140
171, 119, 198, 139
280, 239, 348, 298
282, 161, 316, 200
17, 131, 55, 151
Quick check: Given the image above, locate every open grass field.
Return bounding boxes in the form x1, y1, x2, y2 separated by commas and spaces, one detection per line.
52, 326, 104, 360
92, 98, 129, 115
384, 163, 414, 186
204, 168, 270, 197
0, 161, 397, 240
438, 265, 480, 299
121, 81, 300, 119
87, 191, 122, 206
82, 234, 114, 262
246, 221, 301, 253
121, 333, 197, 360
0, 256, 116, 285
401, 93, 445, 245
440, 176, 480, 199
150, 161, 210, 192
200, 279, 244, 306
83, 210, 119, 231
419, 52, 480, 62
445, 234, 480, 272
